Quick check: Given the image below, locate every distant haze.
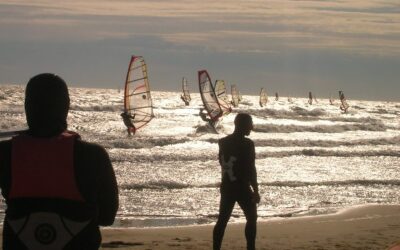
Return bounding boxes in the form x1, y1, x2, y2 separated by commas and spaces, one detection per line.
0, 0, 399, 101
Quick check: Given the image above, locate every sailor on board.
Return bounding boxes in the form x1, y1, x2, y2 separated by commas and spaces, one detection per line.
199, 108, 217, 129
180, 94, 190, 106
121, 111, 136, 136
339, 91, 349, 113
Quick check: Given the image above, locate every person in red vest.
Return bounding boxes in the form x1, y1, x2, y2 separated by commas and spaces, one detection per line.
0, 73, 119, 250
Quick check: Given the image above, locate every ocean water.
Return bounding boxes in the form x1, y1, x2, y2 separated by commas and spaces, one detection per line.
1, 84, 400, 228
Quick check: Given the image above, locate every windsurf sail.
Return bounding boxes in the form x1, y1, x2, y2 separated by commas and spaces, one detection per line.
123, 55, 154, 134
339, 90, 349, 113
215, 80, 228, 102
308, 91, 313, 105
181, 77, 191, 106
259, 88, 267, 107
275, 92, 279, 101
329, 94, 334, 105
231, 84, 239, 107
214, 80, 232, 116
198, 70, 223, 124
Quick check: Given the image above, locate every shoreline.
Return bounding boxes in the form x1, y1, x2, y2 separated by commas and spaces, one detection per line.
100, 204, 400, 249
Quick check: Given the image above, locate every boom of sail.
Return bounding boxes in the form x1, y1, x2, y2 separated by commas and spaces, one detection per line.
123, 55, 154, 133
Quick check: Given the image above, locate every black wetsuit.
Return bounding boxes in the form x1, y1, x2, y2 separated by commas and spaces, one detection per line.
0, 133, 119, 250
213, 133, 258, 250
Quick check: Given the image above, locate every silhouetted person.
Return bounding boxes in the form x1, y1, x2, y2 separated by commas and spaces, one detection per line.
180, 94, 190, 106
213, 113, 260, 250
121, 111, 136, 135
199, 107, 216, 129
0, 73, 119, 250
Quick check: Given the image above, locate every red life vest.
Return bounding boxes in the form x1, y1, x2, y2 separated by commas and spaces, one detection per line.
9, 131, 84, 202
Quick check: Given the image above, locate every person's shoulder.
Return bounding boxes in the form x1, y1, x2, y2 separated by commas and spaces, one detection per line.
218, 134, 231, 144
75, 139, 109, 157
243, 137, 254, 146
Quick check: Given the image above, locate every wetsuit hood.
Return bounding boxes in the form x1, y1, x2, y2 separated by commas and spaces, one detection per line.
233, 113, 253, 136
25, 73, 70, 137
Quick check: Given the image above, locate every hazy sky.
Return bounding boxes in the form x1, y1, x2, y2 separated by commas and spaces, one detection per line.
0, 0, 399, 101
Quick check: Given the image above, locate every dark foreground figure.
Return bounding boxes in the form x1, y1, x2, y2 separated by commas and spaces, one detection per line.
213, 113, 260, 250
0, 73, 119, 250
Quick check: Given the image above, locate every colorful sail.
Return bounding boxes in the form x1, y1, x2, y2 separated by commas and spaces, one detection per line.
198, 70, 223, 122
259, 88, 267, 107
123, 55, 154, 133
181, 77, 191, 106
214, 80, 232, 116
231, 84, 239, 107
339, 90, 349, 113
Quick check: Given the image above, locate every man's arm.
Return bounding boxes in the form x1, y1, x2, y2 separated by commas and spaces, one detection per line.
96, 147, 119, 226
249, 141, 260, 203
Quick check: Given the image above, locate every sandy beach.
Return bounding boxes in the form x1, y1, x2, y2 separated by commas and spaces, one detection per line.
99, 205, 400, 250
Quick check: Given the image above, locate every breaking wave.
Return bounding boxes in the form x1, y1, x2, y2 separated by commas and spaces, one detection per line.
70, 104, 121, 112
258, 149, 400, 158
110, 149, 400, 163
120, 179, 400, 190
253, 121, 388, 133
237, 107, 326, 120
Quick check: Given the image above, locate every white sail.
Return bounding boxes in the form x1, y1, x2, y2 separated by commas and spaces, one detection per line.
259, 88, 267, 107
123, 55, 154, 133
231, 84, 239, 107
214, 80, 232, 116
198, 70, 223, 121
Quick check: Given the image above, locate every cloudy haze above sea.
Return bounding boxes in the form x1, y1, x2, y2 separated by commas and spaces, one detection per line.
0, 0, 399, 101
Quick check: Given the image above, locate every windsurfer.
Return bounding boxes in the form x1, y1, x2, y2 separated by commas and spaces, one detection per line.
121, 111, 136, 136
213, 113, 260, 250
339, 91, 349, 113
180, 94, 189, 106
199, 108, 216, 128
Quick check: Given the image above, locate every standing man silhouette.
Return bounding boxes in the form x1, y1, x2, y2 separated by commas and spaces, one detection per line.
213, 113, 260, 250
0, 73, 119, 250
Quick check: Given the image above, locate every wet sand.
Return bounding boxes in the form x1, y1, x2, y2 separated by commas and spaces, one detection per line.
100, 204, 400, 250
